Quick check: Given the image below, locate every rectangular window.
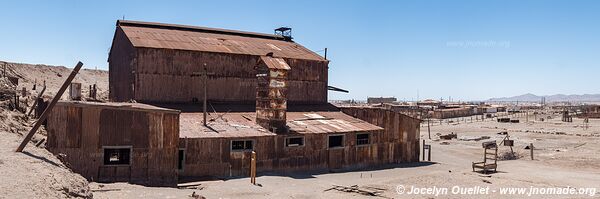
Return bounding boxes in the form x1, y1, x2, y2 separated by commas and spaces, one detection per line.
178, 149, 185, 171
231, 140, 254, 151
356, 133, 370, 146
328, 135, 344, 148
103, 147, 131, 165
285, 137, 304, 147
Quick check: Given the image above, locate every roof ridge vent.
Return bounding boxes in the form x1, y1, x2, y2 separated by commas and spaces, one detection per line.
274, 27, 292, 41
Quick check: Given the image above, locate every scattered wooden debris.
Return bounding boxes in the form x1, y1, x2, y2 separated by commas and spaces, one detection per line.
324, 185, 385, 197
189, 191, 205, 199
90, 188, 121, 192
439, 132, 457, 140
459, 136, 490, 141
35, 138, 45, 147
178, 182, 203, 189
574, 143, 587, 148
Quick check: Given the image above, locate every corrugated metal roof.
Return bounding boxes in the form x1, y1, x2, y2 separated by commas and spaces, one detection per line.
56, 101, 180, 114
117, 20, 326, 61
260, 56, 291, 70
179, 111, 382, 138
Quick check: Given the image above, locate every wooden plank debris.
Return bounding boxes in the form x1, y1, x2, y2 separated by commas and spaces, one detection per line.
26, 85, 46, 117
324, 184, 384, 197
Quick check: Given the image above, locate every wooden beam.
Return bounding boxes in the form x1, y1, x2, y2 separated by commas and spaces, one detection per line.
26, 86, 46, 117
16, 62, 83, 152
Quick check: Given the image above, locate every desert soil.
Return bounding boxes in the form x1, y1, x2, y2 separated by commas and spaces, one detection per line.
0, 61, 105, 199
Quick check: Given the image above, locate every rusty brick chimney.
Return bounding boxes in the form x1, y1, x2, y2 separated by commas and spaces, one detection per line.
256, 54, 290, 133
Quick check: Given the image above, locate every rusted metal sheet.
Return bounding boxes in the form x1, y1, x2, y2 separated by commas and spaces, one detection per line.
260, 56, 291, 70
179, 111, 382, 138
110, 47, 327, 103
109, 20, 329, 104
46, 101, 180, 186
256, 56, 289, 132
178, 110, 407, 178
69, 82, 82, 100
340, 107, 421, 163
118, 20, 325, 61
108, 27, 136, 102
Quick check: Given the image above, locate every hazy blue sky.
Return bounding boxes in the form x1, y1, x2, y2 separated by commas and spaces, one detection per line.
1, 0, 598, 101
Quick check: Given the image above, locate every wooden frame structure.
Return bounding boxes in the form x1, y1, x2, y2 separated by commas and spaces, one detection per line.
472, 141, 498, 174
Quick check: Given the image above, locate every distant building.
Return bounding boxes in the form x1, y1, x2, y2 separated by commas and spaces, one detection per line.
417, 99, 441, 107
367, 97, 397, 104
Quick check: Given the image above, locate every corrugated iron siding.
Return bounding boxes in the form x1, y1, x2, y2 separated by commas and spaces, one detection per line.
108, 27, 136, 102
125, 48, 327, 103
180, 130, 389, 177
109, 22, 329, 104
340, 107, 421, 163
180, 109, 420, 178
46, 103, 179, 186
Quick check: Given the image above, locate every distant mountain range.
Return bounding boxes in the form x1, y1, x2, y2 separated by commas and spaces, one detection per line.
488, 93, 600, 102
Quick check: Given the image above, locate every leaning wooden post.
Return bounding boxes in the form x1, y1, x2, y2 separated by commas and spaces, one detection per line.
26, 86, 46, 117
250, 151, 257, 185
16, 62, 83, 152
530, 143, 534, 160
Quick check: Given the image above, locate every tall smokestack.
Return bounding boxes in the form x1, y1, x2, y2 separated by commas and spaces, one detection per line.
256, 54, 290, 133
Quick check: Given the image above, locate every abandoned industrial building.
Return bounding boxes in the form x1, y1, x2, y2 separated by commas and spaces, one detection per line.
45, 20, 421, 186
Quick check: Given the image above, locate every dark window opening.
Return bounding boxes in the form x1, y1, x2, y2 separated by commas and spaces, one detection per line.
356, 133, 370, 146
328, 135, 344, 148
103, 147, 131, 165
178, 149, 185, 170
231, 140, 254, 151
286, 137, 304, 147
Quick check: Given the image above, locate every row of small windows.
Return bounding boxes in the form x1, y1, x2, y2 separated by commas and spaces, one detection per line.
230, 133, 371, 151
100, 133, 372, 168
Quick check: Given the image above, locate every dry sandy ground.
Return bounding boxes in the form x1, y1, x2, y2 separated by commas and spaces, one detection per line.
0, 130, 92, 198
2, 61, 109, 100
0, 63, 96, 198
92, 113, 600, 199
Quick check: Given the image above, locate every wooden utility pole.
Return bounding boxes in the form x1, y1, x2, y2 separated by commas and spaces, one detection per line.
191, 64, 215, 126
16, 62, 83, 152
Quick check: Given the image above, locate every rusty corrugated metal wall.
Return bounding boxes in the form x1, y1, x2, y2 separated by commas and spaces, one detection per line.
108, 22, 329, 104
340, 107, 421, 163
179, 129, 398, 178
108, 27, 136, 102
46, 103, 180, 186
179, 108, 421, 178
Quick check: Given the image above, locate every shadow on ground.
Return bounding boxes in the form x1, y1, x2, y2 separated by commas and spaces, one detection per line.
178, 161, 437, 183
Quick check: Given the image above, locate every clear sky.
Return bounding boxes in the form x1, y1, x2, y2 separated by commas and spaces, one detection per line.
1, 0, 598, 101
